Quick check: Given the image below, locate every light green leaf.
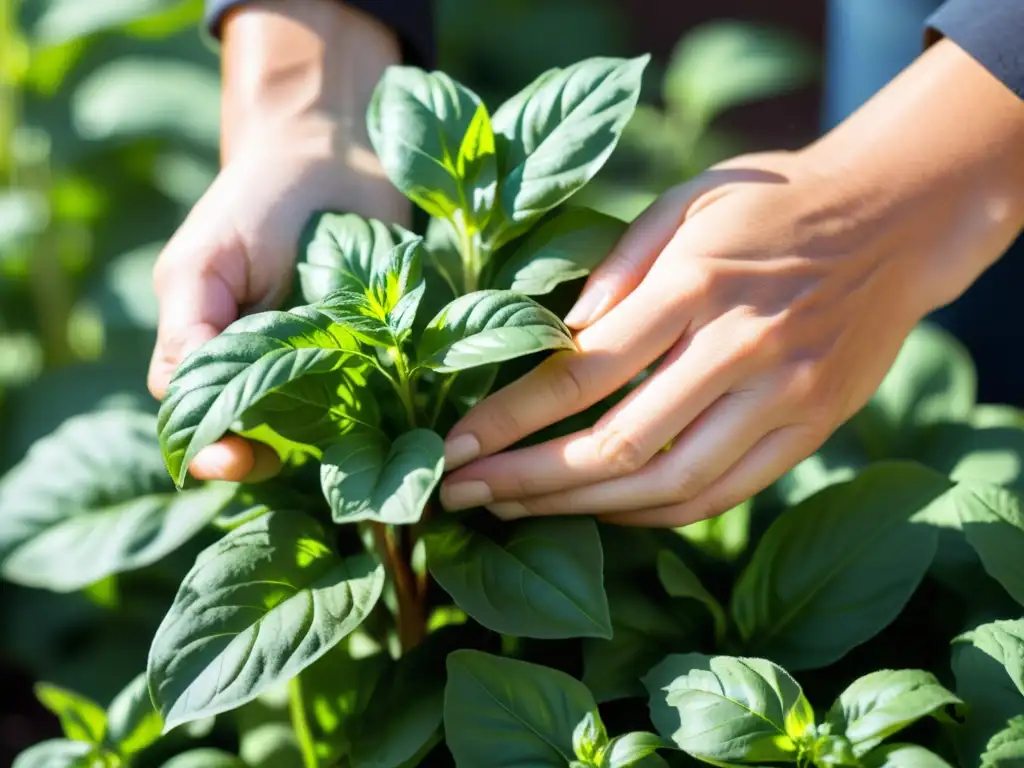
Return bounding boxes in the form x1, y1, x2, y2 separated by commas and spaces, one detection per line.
11, 739, 97, 768
239, 723, 301, 768
424, 216, 465, 296
297, 212, 409, 303
0, 410, 235, 592
417, 290, 575, 372
863, 744, 954, 768
491, 208, 627, 295
674, 499, 751, 562
0, 188, 48, 255
981, 717, 1024, 768
34, 684, 107, 744
147, 511, 385, 730
321, 428, 444, 525
444, 650, 597, 767
160, 749, 248, 768
602, 732, 670, 768
106, 672, 163, 756
26, 0, 188, 44
367, 67, 496, 224
730, 462, 949, 670
315, 292, 395, 347
490, 56, 649, 241
426, 516, 611, 639
573, 710, 608, 764
825, 670, 962, 756
656, 550, 726, 642
156, 306, 375, 485
952, 483, 1024, 606
919, 405, 1024, 493
644, 653, 813, 764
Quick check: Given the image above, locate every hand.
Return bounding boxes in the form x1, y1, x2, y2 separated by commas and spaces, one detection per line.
438, 39, 1024, 527
147, 0, 407, 482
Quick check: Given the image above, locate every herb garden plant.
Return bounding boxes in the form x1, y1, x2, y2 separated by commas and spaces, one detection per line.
3, 51, 1024, 768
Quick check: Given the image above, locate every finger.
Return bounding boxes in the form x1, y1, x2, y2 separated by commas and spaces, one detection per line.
482, 384, 782, 519
443, 270, 685, 471
190, 436, 282, 483
598, 423, 821, 527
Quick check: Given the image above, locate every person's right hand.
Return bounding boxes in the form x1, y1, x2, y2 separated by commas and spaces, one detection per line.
147, 0, 407, 483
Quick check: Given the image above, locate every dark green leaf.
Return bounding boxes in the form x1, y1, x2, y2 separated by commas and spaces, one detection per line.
644, 653, 813, 764
321, 428, 444, 525
920, 405, 1024, 493
417, 290, 574, 372
160, 750, 248, 768
863, 744, 954, 768
825, 669, 962, 756
426, 516, 611, 639
491, 207, 626, 295
447, 365, 499, 415
106, 672, 163, 756
982, 717, 1024, 768
444, 649, 596, 767
157, 306, 375, 485
954, 483, 1024, 606
147, 511, 385, 730
656, 550, 726, 642
489, 56, 648, 241
34, 683, 106, 744
602, 732, 670, 768
11, 739, 97, 768
730, 462, 949, 670
0, 410, 235, 592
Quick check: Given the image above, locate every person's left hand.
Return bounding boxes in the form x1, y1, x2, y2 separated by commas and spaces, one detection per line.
434, 150, 970, 527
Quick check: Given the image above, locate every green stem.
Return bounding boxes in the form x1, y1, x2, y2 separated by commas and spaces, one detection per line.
392, 351, 418, 429
428, 373, 458, 430
454, 216, 483, 294
289, 674, 319, 768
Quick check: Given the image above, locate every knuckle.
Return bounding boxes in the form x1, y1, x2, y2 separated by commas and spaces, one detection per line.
667, 463, 715, 502
593, 424, 650, 476
544, 356, 586, 405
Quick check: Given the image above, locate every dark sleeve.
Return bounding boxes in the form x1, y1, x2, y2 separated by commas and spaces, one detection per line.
205, 0, 435, 67
925, 0, 1023, 99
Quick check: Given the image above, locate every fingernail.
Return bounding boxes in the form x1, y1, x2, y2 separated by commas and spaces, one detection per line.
487, 502, 528, 520
441, 480, 492, 510
564, 285, 611, 328
444, 434, 480, 470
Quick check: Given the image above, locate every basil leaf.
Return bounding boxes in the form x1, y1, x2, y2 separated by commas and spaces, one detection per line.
106, 672, 163, 756
920, 405, 1024, 494
426, 516, 611, 639
644, 653, 813, 765
424, 216, 465, 297
863, 744, 954, 768
0, 410, 235, 591
367, 67, 496, 226
573, 710, 608, 764
489, 56, 648, 242
417, 290, 575, 372
297, 212, 410, 303
444, 649, 596, 767
321, 427, 444, 526
147, 510, 385, 730
953, 483, 1024, 606
11, 739, 96, 768
157, 306, 376, 485
825, 669, 962, 755
34, 683, 106, 743
315, 291, 395, 347
656, 550, 726, 642
160, 750, 248, 768
982, 717, 1024, 768
602, 732, 670, 768
730, 461, 948, 670
492, 207, 627, 295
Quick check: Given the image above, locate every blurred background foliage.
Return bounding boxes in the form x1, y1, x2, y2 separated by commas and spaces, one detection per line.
0, 0, 818, 761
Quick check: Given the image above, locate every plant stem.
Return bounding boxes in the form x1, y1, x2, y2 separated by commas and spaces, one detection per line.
391, 351, 418, 430
289, 675, 319, 768
428, 373, 458, 429
454, 216, 483, 294
370, 522, 424, 652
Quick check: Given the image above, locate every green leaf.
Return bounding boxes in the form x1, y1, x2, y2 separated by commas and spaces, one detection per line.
367, 67, 496, 224
981, 717, 1024, 768
11, 739, 97, 768
573, 710, 609, 764
315, 292, 396, 347
426, 516, 611, 639
160, 750, 248, 768
424, 216, 465, 297
350, 628, 460, 768
919, 405, 1024, 493
156, 306, 375, 485
321, 428, 444, 525
106, 672, 163, 756
602, 732, 670, 768
863, 744, 954, 768
656, 550, 726, 642
417, 290, 575, 372
730, 462, 949, 670
444, 650, 597, 767
26, 0, 187, 44
491, 207, 627, 295
34, 684, 107, 744
297, 212, 409, 303
825, 669, 962, 756
147, 510, 385, 730
674, 499, 752, 562
953, 483, 1024, 606
0, 410, 236, 591
643, 653, 813, 764
490, 56, 649, 240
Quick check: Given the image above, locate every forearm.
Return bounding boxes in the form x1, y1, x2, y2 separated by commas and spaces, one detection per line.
804, 38, 1024, 310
